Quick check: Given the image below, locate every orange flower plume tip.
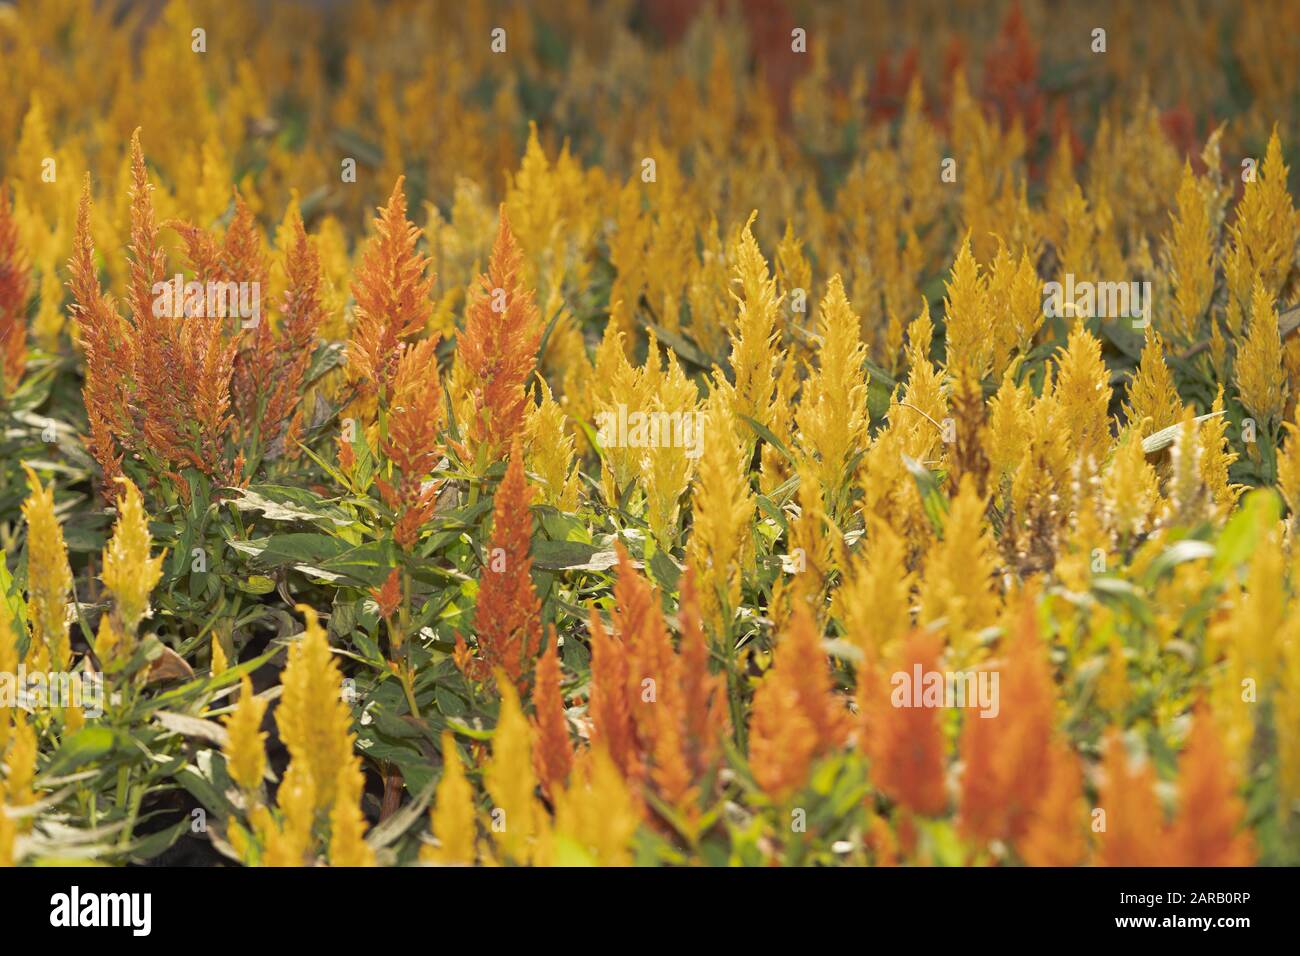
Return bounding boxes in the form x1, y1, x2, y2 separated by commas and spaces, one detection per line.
348, 176, 435, 397
870, 630, 948, 818
461, 440, 543, 692
748, 601, 851, 801
0, 181, 30, 396
455, 207, 541, 463
531, 628, 574, 798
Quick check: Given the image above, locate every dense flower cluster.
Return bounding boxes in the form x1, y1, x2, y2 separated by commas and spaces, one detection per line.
1, 0, 1299, 867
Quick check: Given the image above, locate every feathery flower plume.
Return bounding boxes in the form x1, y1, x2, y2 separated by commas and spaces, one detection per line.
276, 606, 354, 814
870, 630, 948, 817
68, 177, 131, 491
917, 474, 1000, 660
453, 207, 542, 466
531, 630, 574, 799
100, 478, 165, 636
328, 758, 376, 867
423, 731, 478, 866
348, 177, 435, 403
551, 747, 642, 866
223, 675, 268, 792
0, 182, 29, 397
1096, 731, 1167, 866
957, 602, 1054, 846
587, 609, 640, 781
21, 467, 71, 672
484, 674, 545, 864
748, 602, 850, 801
375, 335, 443, 551
458, 440, 542, 691
1016, 740, 1089, 866
1235, 281, 1286, 426
1168, 705, 1254, 866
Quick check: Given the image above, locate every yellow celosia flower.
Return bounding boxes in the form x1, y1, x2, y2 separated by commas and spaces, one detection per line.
4, 712, 36, 817
918, 474, 1000, 661
483, 673, 545, 864
834, 518, 913, 663
1052, 326, 1111, 468
551, 747, 641, 866
1165, 161, 1215, 344
1235, 282, 1286, 426
423, 731, 478, 866
276, 606, 354, 813
942, 235, 993, 379
223, 675, 268, 793
685, 398, 755, 632
20, 467, 71, 672
1102, 432, 1161, 539
795, 274, 869, 510
328, 757, 376, 867
1122, 329, 1182, 437
101, 478, 165, 635
1224, 127, 1296, 314
525, 379, 580, 512
258, 761, 317, 867
715, 212, 784, 438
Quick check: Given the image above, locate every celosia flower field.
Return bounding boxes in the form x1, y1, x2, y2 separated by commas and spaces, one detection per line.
1, 0, 1299, 869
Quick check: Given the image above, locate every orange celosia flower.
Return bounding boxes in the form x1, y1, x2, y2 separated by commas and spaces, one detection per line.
375, 335, 444, 550
458, 440, 542, 691
0, 182, 29, 397
587, 609, 640, 782
748, 601, 851, 801
1016, 740, 1089, 866
957, 602, 1054, 846
454, 207, 542, 465
531, 629, 574, 799
1096, 731, 1168, 866
677, 567, 730, 781
870, 630, 948, 817
1168, 705, 1254, 866
68, 178, 131, 491
348, 176, 435, 402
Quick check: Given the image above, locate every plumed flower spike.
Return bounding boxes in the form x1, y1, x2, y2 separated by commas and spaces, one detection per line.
460, 440, 543, 691
423, 731, 477, 865
958, 600, 1054, 847
1169, 705, 1254, 866
328, 757, 376, 867
454, 206, 542, 466
101, 477, 165, 634
0, 182, 30, 398
68, 176, 130, 492
1235, 281, 1286, 426
223, 675, 268, 792
748, 601, 850, 801
21, 466, 72, 672
276, 605, 355, 813
348, 176, 435, 401
484, 672, 545, 864
531, 629, 573, 799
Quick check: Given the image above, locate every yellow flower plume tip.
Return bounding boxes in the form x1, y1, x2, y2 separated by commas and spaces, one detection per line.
101, 477, 165, 633
276, 605, 354, 813
483, 669, 543, 864
424, 730, 477, 866
20, 465, 72, 673
224, 675, 268, 792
